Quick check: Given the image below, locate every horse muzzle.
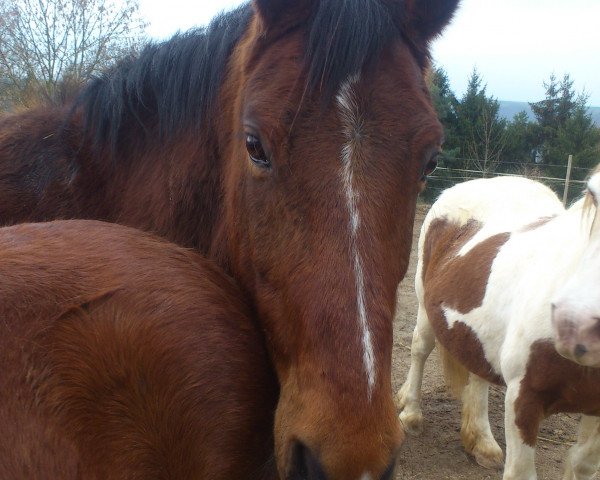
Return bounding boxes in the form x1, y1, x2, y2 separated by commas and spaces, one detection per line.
551, 302, 600, 367
287, 440, 398, 480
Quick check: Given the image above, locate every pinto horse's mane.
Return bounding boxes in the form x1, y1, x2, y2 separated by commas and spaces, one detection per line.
72, 0, 410, 156
582, 163, 600, 218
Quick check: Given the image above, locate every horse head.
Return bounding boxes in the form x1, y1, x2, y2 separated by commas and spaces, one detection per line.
552, 168, 600, 368
215, 0, 459, 478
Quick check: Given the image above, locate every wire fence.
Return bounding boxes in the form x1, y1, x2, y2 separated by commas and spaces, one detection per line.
441, 157, 592, 171
422, 157, 588, 205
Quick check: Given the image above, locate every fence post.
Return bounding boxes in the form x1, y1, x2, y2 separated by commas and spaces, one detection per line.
562, 154, 573, 206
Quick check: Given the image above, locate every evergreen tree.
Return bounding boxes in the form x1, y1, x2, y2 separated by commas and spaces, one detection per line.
528, 73, 599, 194
427, 66, 459, 157
421, 67, 599, 204
529, 73, 579, 166
530, 73, 560, 131
556, 75, 577, 127
454, 68, 506, 176
502, 111, 537, 170
555, 98, 600, 173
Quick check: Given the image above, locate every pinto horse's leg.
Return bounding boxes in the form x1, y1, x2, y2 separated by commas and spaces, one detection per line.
563, 415, 600, 480
503, 380, 538, 480
396, 306, 435, 435
460, 374, 504, 470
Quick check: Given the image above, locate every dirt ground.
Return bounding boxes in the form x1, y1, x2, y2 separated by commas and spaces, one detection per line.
391, 203, 581, 479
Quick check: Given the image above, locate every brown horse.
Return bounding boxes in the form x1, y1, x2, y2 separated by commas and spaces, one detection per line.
0, 220, 278, 479
0, 1, 459, 477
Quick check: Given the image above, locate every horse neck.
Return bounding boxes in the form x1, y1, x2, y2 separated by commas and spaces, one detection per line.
544, 201, 592, 253
74, 114, 226, 256
559, 200, 596, 258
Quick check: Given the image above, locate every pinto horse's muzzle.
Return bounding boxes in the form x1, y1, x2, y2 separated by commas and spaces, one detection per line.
551, 302, 600, 367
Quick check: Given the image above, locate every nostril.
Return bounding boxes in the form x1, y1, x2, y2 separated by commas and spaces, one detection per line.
289, 441, 327, 480
574, 344, 588, 358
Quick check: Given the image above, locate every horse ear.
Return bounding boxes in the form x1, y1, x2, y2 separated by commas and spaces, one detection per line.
253, 0, 315, 30
404, 0, 461, 44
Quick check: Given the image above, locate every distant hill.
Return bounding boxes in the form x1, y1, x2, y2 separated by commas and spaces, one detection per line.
498, 100, 600, 126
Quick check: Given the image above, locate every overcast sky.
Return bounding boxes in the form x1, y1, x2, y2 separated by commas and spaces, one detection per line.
138, 0, 600, 106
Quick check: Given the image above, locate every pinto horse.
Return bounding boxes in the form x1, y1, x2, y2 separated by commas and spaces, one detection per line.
0, 0, 460, 477
396, 174, 600, 480
0, 220, 278, 479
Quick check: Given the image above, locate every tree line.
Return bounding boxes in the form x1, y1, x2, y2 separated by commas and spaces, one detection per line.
1, 0, 598, 203
428, 67, 600, 201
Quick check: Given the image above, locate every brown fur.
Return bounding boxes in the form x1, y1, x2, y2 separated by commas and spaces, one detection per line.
0, 220, 278, 479
514, 340, 600, 446
0, 1, 461, 476
422, 218, 508, 385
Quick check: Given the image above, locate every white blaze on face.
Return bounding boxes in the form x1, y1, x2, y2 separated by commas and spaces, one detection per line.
336, 74, 376, 400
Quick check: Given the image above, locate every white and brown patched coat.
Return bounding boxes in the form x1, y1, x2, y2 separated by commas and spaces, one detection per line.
397, 175, 600, 480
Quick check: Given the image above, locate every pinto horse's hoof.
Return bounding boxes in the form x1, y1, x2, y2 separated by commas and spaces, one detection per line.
462, 424, 504, 470
394, 388, 406, 410
394, 383, 414, 410
470, 442, 504, 470
399, 410, 424, 436
396, 384, 424, 436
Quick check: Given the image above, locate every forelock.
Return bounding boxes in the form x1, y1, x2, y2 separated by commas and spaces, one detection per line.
304, 0, 404, 104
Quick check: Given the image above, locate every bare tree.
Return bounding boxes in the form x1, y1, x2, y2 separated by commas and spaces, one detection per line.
466, 104, 507, 177
0, 0, 146, 108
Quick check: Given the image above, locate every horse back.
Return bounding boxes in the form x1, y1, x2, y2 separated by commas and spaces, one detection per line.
0, 220, 277, 479
428, 175, 558, 244
417, 176, 563, 298
416, 177, 564, 383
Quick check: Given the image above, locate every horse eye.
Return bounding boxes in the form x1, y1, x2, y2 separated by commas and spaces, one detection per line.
246, 134, 270, 168
422, 152, 439, 179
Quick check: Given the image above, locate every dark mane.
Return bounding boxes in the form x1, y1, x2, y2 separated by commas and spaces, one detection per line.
74, 0, 408, 155
73, 3, 253, 153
